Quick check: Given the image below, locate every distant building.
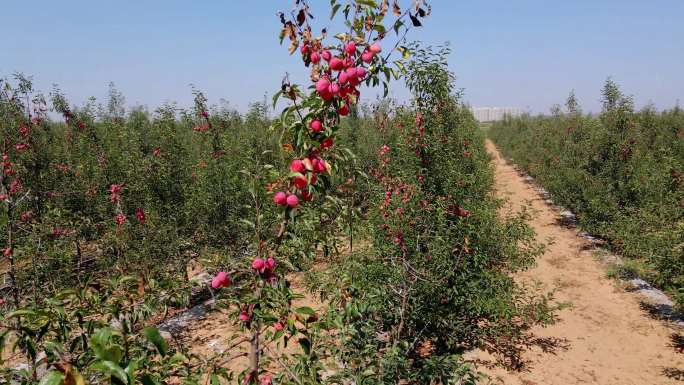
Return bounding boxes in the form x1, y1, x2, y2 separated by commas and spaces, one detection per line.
470, 107, 523, 122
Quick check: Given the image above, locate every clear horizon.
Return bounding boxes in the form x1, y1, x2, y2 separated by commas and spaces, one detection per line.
3, 0, 682, 115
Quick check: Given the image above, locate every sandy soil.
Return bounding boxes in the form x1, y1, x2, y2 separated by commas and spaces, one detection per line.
470, 140, 684, 385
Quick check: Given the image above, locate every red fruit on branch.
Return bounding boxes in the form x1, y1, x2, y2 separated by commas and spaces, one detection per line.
9, 179, 22, 194
193, 123, 209, 133
310, 119, 322, 132
330, 57, 344, 71
115, 213, 127, 226
286, 194, 299, 208
252, 258, 266, 271
212, 150, 226, 159
239, 310, 250, 322
109, 184, 123, 195
316, 78, 331, 94
201, 111, 209, 118
273, 191, 287, 206
217, 271, 230, 284
310, 51, 321, 63
322, 50, 332, 61
339, 71, 349, 85
315, 159, 327, 173
3, 247, 12, 257
321, 138, 334, 149
20, 211, 33, 222
338, 104, 350, 116
345, 42, 357, 55
212, 271, 231, 289
51, 227, 67, 238
211, 276, 221, 289
293, 175, 308, 189
393, 231, 404, 245
316, 77, 332, 100
0, 194, 8, 201
109, 184, 123, 203
320, 90, 333, 101
449, 204, 471, 218
290, 159, 306, 173
361, 50, 374, 63
265, 257, 276, 271
345, 67, 358, 81
260, 374, 273, 385
370, 43, 382, 54
135, 207, 146, 224
301, 190, 313, 201
15, 143, 28, 151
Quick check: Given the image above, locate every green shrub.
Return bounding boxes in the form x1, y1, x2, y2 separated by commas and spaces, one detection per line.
313, 46, 555, 383
490, 79, 684, 310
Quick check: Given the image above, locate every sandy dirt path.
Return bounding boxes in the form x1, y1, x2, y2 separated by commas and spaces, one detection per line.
473, 139, 683, 385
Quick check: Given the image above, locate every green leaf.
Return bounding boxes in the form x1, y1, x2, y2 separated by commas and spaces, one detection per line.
0, 330, 7, 364
271, 90, 282, 109
169, 352, 188, 364
140, 375, 160, 385
125, 360, 139, 385
298, 337, 311, 355
55, 289, 78, 300
6, 309, 37, 318
398, 45, 411, 59
142, 327, 167, 357
273, 329, 285, 341
38, 371, 65, 385
210, 374, 221, 385
330, 3, 342, 19
91, 360, 129, 384
394, 60, 406, 74
90, 328, 123, 363
355, 0, 378, 7
294, 306, 315, 316
393, 20, 404, 35
239, 219, 255, 229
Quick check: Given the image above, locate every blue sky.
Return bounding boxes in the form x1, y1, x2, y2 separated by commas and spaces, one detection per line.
2, 0, 682, 114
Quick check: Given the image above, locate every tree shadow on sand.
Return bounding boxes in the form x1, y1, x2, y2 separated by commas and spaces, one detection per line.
471, 333, 571, 372
669, 333, 684, 354
637, 301, 684, 325
661, 367, 684, 381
